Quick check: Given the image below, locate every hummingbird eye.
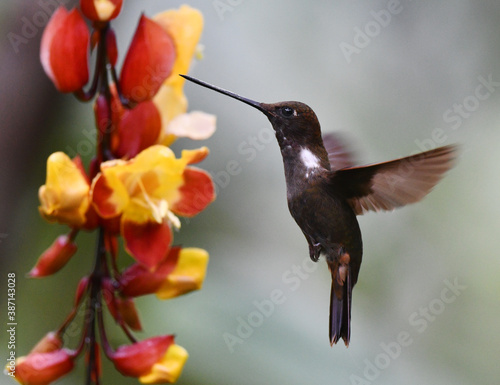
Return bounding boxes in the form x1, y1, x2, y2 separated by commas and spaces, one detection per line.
280, 106, 295, 117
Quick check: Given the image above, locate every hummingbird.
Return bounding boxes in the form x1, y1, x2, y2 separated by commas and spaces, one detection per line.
180, 74, 457, 347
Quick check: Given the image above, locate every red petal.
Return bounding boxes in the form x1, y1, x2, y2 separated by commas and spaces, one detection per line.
119, 15, 175, 103
40, 7, 89, 92
99, 84, 124, 155
91, 174, 119, 218
102, 278, 117, 319
28, 235, 77, 278
119, 264, 162, 297
84, 342, 101, 382
118, 297, 142, 331
72, 156, 101, 230
94, 93, 112, 138
72, 155, 90, 184
31, 332, 63, 354
120, 246, 181, 297
172, 167, 215, 217
74, 276, 89, 306
101, 215, 121, 235
82, 204, 100, 230
112, 101, 161, 159
16, 350, 74, 385
112, 335, 174, 377
122, 219, 172, 269
104, 233, 118, 259
89, 157, 100, 180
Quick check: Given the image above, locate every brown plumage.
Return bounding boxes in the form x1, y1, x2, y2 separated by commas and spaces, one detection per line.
180, 75, 458, 346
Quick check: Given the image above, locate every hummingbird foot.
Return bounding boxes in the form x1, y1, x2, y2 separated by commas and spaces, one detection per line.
309, 242, 322, 262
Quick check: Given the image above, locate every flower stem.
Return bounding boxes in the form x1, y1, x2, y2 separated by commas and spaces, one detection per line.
75, 24, 110, 102
85, 226, 107, 384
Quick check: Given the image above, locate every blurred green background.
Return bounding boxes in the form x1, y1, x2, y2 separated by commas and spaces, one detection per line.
1, 1, 500, 384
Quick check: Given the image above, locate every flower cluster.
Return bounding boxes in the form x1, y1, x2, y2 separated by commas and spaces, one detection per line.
7, 1, 215, 384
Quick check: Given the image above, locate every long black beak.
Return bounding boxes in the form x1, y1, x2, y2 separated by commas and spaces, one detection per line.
180, 74, 269, 115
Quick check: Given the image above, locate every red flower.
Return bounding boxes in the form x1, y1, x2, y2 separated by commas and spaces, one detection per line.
112, 100, 162, 159
40, 7, 89, 93
31, 4, 215, 384
14, 350, 74, 385
91, 145, 215, 268
120, 15, 176, 103
111, 336, 188, 383
11, 334, 74, 385
120, 246, 209, 299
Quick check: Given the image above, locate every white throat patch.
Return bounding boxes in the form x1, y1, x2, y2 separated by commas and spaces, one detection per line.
300, 147, 320, 169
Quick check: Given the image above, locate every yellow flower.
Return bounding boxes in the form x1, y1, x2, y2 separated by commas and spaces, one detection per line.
153, 6, 216, 145
91, 145, 214, 268
38, 152, 90, 227
92, 145, 211, 225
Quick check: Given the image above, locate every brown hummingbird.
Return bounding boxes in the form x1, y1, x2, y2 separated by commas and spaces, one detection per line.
180, 74, 457, 346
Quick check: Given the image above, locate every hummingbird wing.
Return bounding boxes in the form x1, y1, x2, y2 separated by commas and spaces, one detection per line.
322, 132, 358, 170
328, 145, 458, 215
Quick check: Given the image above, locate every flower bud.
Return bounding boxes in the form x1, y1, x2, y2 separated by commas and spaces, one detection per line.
28, 235, 77, 278
40, 7, 89, 92
120, 15, 175, 103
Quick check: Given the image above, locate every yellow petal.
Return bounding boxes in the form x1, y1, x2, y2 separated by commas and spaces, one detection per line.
133, 146, 185, 204
98, 146, 190, 225
139, 344, 188, 384
154, 6, 203, 93
96, 158, 130, 217
153, 6, 204, 141
156, 248, 209, 299
180, 146, 209, 165
39, 152, 89, 226
153, 80, 188, 145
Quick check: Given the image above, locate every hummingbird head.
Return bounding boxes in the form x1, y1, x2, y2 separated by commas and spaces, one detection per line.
258, 101, 322, 146
180, 75, 323, 148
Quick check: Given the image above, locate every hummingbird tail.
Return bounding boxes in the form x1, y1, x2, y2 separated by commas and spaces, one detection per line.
329, 267, 351, 347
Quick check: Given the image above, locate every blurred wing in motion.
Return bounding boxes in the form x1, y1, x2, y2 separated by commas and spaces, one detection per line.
322, 132, 358, 171
327, 145, 458, 215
